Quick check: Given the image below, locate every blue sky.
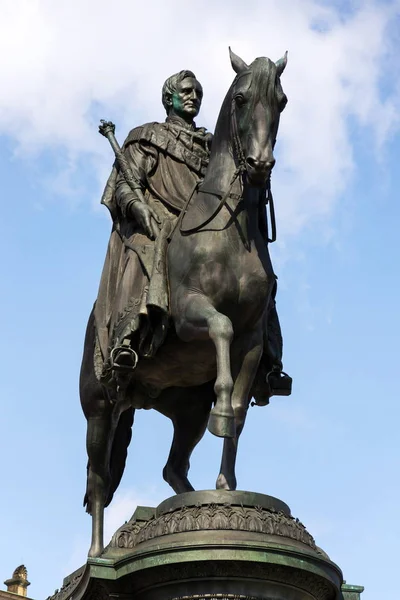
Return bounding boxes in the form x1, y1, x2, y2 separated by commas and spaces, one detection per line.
0, 1, 399, 600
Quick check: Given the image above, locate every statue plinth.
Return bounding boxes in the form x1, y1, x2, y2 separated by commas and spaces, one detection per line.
49, 491, 347, 600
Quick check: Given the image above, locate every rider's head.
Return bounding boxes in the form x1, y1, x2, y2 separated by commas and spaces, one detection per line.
162, 70, 203, 123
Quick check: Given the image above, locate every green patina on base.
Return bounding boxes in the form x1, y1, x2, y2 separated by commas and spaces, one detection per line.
48, 491, 363, 600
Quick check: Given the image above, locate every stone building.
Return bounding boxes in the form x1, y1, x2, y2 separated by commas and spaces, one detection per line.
1, 567, 33, 600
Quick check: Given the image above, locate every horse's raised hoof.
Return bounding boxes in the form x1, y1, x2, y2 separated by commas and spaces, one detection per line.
208, 409, 235, 438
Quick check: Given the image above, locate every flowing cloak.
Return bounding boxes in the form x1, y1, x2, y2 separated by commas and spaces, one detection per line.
94, 119, 212, 374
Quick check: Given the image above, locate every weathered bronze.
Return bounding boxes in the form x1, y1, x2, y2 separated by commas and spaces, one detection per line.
48, 491, 347, 600
80, 49, 292, 557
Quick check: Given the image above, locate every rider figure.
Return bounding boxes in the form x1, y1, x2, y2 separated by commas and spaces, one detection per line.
94, 70, 290, 401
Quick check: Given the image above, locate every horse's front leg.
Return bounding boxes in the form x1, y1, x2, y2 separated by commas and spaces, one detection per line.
216, 329, 263, 490
175, 295, 235, 438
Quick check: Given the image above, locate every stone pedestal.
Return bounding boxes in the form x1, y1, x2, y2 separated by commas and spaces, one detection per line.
50, 491, 354, 600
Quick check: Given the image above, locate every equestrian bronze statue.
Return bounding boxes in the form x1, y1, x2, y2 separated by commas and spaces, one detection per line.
80, 49, 291, 557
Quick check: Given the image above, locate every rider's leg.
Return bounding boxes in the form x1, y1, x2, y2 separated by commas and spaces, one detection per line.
106, 250, 148, 381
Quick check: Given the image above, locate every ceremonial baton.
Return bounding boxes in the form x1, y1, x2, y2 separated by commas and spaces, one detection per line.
99, 120, 141, 194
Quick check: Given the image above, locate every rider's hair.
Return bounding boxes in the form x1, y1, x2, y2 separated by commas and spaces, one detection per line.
162, 70, 198, 114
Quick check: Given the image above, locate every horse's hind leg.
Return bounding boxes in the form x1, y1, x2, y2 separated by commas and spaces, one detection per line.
176, 297, 235, 438
156, 383, 213, 494
84, 406, 112, 557
84, 396, 134, 557
80, 309, 113, 557
216, 330, 263, 490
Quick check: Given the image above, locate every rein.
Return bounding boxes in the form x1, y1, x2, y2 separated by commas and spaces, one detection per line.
265, 176, 276, 243
177, 165, 245, 237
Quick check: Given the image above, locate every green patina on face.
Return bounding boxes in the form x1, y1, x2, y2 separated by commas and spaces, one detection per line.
172, 92, 184, 114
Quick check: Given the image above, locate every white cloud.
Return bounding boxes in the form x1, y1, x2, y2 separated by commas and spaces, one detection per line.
0, 0, 399, 235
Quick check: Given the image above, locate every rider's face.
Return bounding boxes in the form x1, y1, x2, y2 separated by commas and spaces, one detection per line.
171, 77, 203, 121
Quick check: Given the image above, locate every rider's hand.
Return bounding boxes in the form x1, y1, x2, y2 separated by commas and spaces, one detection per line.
128, 201, 161, 240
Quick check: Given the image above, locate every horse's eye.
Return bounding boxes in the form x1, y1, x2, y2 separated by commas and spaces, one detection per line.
278, 94, 288, 112
235, 94, 246, 107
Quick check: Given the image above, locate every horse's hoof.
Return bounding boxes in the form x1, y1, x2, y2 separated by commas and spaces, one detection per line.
216, 473, 237, 490
88, 543, 104, 558
208, 410, 235, 438
163, 465, 195, 494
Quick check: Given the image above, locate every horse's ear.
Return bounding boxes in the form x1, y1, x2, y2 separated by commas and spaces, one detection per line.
275, 51, 288, 77
229, 47, 249, 74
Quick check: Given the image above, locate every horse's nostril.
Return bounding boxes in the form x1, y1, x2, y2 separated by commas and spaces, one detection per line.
247, 157, 275, 171
246, 156, 259, 169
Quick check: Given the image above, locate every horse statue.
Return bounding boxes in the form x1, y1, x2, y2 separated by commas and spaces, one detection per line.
80, 49, 288, 557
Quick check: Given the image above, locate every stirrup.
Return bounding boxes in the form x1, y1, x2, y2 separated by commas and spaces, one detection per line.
110, 345, 139, 373
266, 370, 292, 397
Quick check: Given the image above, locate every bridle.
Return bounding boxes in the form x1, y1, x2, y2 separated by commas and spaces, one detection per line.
178, 77, 277, 243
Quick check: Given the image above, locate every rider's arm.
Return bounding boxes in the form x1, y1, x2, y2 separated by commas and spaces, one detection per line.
115, 142, 157, 218
115, 141, 160, 239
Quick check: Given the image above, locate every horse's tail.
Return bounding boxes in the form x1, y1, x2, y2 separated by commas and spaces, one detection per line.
105, 407, 134, 508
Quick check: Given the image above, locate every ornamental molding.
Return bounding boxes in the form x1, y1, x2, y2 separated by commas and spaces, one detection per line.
110, 503, 316, 551
171, 595, 263, 600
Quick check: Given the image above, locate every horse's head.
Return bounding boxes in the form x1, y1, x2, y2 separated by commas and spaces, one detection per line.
229, 49, 288, 187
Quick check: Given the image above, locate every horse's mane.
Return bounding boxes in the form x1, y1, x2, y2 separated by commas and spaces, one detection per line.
247, 58, 277, 108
